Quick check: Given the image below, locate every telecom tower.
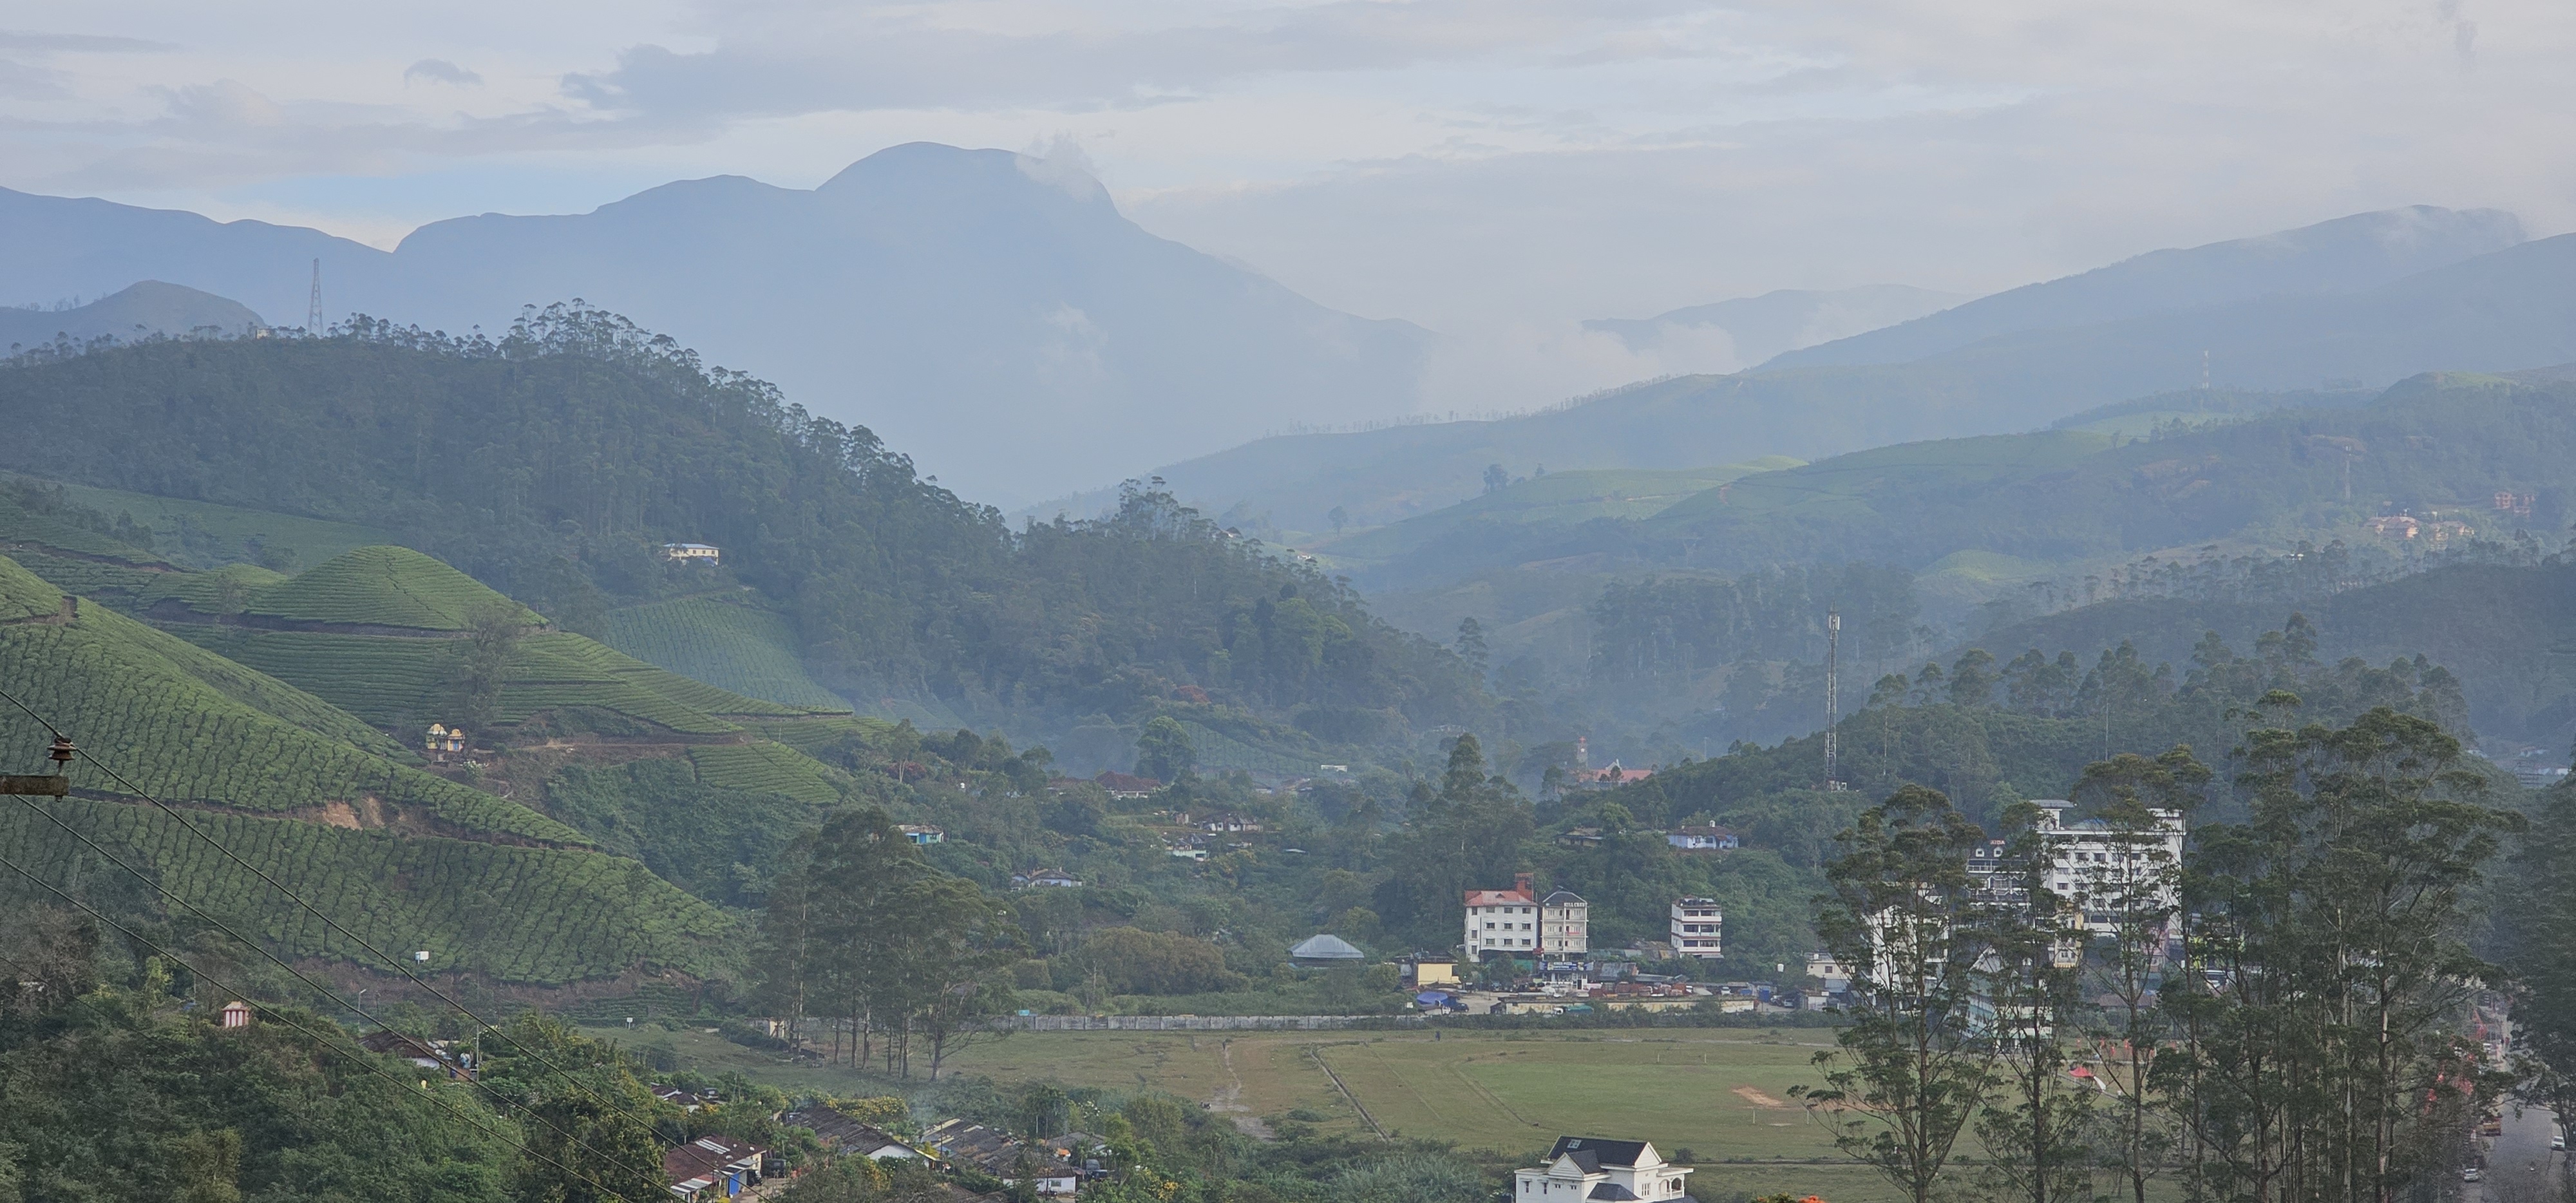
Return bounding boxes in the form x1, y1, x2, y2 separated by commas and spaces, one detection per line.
307, 259, 323, 332
1823, 609, 1843, 790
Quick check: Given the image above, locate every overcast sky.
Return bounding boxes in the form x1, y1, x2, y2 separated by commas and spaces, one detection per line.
7, 0, 2573, 406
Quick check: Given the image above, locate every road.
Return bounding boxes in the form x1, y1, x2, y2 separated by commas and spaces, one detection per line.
2482, 1103, 2560, 1203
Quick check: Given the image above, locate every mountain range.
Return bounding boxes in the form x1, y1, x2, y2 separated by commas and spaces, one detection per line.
1068, 207, 2569, 535
0, 144, 1430, 505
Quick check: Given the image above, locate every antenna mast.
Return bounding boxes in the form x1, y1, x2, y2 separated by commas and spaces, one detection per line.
1823, 609, 1842, 790
307, 258, 323, 332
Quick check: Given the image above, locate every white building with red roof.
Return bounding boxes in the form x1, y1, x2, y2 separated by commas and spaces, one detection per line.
1465, 872, 1539, 957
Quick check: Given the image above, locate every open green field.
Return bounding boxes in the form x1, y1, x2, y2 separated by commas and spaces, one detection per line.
591, 1025, 1895, 1200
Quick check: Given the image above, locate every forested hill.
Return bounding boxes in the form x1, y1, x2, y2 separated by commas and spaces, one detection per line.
0, 310, 1486, 742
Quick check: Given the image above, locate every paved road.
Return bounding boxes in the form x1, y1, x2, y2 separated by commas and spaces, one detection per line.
2483, 1103, 2560, 1202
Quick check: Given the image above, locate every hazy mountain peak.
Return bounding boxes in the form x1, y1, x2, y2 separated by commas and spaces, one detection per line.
1, 279, 263, 349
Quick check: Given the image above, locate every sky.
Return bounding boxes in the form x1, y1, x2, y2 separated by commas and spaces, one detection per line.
6, 0, 2575, 408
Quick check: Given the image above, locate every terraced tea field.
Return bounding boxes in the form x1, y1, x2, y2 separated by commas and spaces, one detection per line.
0, 798, 735, 983
598, 596, 850, 711
245, 545, 538, 630
0, 567, 575, 842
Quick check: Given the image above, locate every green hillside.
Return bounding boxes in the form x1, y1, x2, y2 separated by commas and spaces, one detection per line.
0, 317, 1490, 745
0, 797, 732, 983
1321, 459, 1801, 564
0, 556, 576, 842
0, 549, 749, 985
46, 477, 390, 569
244, 544, 540, 630
596, 595, 850, 710
137, 562, 290, 616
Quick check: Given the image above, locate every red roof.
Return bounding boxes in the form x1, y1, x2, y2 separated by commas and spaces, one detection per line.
1094, 771, 1162, 792
1464, 887, 1533, 907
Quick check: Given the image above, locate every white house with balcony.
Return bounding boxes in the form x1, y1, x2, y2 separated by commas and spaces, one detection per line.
1514, 1137, 1692, 1202
1669, 898, 1723, 959
1539, 890, 1589, 956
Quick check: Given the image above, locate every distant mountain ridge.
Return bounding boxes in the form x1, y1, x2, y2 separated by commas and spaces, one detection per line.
0, 280, 263, 350
0, 144, 1430, 504
1762, 205, 2526, 370
1075, 208, 2564, 535
1585, 284, 1960, 372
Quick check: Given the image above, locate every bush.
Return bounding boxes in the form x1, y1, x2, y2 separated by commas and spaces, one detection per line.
1077, 927, 1231, 995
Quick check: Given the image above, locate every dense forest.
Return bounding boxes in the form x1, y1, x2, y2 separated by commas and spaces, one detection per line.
0, 312, 1485, 743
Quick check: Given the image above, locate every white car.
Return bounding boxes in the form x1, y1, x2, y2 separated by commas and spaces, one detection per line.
2462, 1166, 2483, 1182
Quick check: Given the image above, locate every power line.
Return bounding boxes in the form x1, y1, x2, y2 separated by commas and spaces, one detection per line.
0, 689, 670, 1186
0, 785, 663, 1197
0, 848, 651, 1203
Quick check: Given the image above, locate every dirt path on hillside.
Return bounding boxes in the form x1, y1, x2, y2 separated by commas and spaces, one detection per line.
1208, 1039, 1277, 1140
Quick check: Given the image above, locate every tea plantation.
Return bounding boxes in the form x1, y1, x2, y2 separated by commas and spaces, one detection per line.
0, 557, 579, 843
0, 797, 735, 983
244, 545, 540, 630
596, 595, 851, 711
685, 739, 849, 805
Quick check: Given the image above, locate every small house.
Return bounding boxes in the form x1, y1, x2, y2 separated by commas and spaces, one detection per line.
1093, 771, 1160, 799
780, 1110, 925, 1162
1665, 825, 1739, 851
1402, 958, 1459, 987
1013, 869, 1083, 889
219, 1001, 252, 1029
898, 824, 945, 845
362, 1030, 473, 1079
424, 723, 466, 756
665, 1136, 766, 1199
661, 542, 723, 565
923, 1119, 1080, 1197
1198, 812, 1262, 833
651, 1084, 712, 1112
1513, 1136, 1693, 1202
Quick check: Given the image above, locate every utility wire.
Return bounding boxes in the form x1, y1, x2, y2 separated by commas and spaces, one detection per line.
0, 786, 663, 1194
0, 848, 653, 1203
0, 690, 667, 1187
0, 682, 674, 1148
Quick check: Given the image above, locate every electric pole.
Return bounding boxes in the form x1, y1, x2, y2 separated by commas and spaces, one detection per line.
1823, 609, 1842, 790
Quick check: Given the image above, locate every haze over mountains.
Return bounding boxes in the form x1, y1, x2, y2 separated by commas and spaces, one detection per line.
1073, 207, 2571, 535
1584, 285, 1962, 374
0, 143, 1428, 505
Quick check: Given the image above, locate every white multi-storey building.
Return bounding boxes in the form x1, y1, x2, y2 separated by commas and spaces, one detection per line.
1465, 873, 1539, 958
1513, 1137, 1692, 1202
1539, 889, 1589, 956
1465, 875, 1589, 958
1669, 898, 1723, 958
1969, 800, 2186, 936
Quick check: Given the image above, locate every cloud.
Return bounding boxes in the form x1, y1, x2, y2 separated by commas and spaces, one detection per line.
404, 58, 483, 86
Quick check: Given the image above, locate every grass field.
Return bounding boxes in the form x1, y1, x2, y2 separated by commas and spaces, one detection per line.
592, 1025, 1897, 1200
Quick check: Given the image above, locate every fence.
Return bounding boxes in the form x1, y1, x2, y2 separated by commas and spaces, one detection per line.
996, 1014, 1423, 1032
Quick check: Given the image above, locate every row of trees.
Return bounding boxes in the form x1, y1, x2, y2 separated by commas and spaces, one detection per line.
751, 808, 1022, 1081
1805, 705, 2519, 1203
